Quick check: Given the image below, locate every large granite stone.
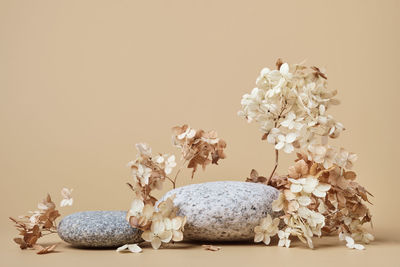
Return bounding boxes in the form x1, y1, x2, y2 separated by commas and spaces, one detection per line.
158, 181, 280, 241
58, 211, 142, 248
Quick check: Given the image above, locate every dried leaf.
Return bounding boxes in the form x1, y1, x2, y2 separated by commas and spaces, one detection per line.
35, 244, 58, 255
246, 169, 268, 184
202, 245, 221, 251
344, 171, 356, 180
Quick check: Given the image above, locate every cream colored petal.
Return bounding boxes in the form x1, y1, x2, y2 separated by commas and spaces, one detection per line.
163, 218, 172, 230
263, 235, 271, 245
316, 183, 331, 192
272, 218, 280, 227
127, 244, 142, 253
285, 239, 291, 248
142, 204, 154, 218
151, 237, 162, 249
284, 190, 296, 200
272, 200, 283, 212
265, 214, 273, 225
312, 189, 327, 198
283, 143, 294, 154
286, 133, 297, 143
297, 195, 311, 206
254, 225, 263, 234
159, 230, 173, 243
278, 230, 285, 239
302, 177, 318, 193
172, 217, 182, 230
152, 220, 165, 234
187, 129, 196, 139
130, 198, 144, 213
353, 244, 365, 250
141, 231, 153, 242
254, 233, 264, 243
172, 230, 184, 242
275, 141, 284, 150
116, 244, 128, 252
290, 183, 302, 193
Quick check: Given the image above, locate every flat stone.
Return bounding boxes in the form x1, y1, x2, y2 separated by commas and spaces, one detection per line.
159, 181, 280, 241
58, 211, 142, 248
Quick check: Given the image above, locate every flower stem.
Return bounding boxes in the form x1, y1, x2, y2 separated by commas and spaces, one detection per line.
171, 159, 188, 189
268, 149, 279, 184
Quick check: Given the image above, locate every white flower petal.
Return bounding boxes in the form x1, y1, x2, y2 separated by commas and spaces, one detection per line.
254, 233, 264, 243
263, 235, 271, 245
127, 244, 142, 253
353, 244, 365, 250
290, 184, 302, 193
116, 244, 128, 252
285, 132, 297, 143
283, 144, 294, 154
297, 196, 311, 206
187, 129, 196, 139
275, 141, 284, 150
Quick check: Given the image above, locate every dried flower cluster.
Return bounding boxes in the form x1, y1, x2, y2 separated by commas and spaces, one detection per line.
240, 59, 373, 249
172, 125, 227, 178
10, 188, 73, 254
122, 125, 226, 252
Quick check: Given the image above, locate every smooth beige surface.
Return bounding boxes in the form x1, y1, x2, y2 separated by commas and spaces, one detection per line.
1, 0, 399, 266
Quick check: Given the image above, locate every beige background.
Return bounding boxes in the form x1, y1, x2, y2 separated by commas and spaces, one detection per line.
1, 0, 399, 266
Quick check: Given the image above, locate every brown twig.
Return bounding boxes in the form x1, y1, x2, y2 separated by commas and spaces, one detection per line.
267, 149, 279, 184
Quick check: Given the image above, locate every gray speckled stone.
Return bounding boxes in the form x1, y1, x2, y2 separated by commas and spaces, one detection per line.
158, 181, 280, 241
58, 211, 142, 248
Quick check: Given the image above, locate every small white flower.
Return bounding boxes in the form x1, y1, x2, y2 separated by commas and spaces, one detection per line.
281, 112, 304, 130
275, 133, 297, 153
279, 63, 293, 80
60, 188, 73, 207
128, 198, 145, 217
266, 128, 280, 144
297, 195, 312, 206
142, 220, 173, 249
164, 217, 185, 241
278, 228, 291, 248
155, 154, 177, 175
298, 207, 325, 227
289, 177, 331, 198
135, 143, 152, 157
137, 164, 152, 185
254, 214, 280, 245
344, 236, 365, 250
336, 148, 358, 169
178, 127, 196, 140
116, 244, 142, 253
164, 155, 176, 174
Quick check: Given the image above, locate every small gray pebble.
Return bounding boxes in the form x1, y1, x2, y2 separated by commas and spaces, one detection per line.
58, 211, 142, 248
158, 181, 280, 241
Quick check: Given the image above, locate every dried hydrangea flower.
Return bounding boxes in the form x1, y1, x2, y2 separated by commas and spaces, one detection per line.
10, 190, 72, 254
254, 214, 280, 245
172, 124, 227, 178
142, 220, 173, 249
242, 59, 373, 249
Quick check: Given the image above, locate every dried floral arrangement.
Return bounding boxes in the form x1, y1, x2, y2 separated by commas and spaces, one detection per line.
120, 125, 227, 252
9, 188, 73, 254
8, 59, 373, 254
239, 59, 373, 250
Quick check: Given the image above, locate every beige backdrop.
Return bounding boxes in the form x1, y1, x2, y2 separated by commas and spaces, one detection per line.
1, 0, 399, 266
